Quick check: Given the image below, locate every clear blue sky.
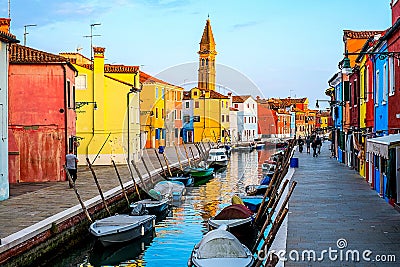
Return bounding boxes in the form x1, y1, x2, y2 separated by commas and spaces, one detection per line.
1, 0, 392, 109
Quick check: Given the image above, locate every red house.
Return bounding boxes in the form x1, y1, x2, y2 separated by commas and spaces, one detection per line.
256, 98, 277, 137
349, 67, 360, 129
388, 1, 400, 133
8, 44, 77, 183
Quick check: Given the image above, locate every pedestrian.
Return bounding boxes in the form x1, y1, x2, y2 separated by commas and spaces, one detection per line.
316, 136, 322, 154
298, 136, 304, 153
66, 149, 79, 188
306, 136, 311, 154
311, 139, 318, 157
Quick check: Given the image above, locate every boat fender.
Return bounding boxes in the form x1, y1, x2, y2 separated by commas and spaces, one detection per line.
141, 225, 145, 236
218, 224, 228, 231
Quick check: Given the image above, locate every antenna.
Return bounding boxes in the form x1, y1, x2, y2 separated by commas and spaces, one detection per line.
8, 0, 10, 18
84, 23, 101, 61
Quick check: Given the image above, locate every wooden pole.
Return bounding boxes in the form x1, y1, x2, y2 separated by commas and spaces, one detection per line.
112, 160, 130, 208
126, 158, 141, 200
141, 156, 154, 185
162, 153, 173, 177
131, 159, 148, 192
86, 158, 111, 216
194, 143, 204, 161
252, 179, 290, 253
173, 142, 183, 171
63, 165, 92, 223
154, 148, 167, 177
189, 147, 198, 167
253, 208, 289, 267
182, 142, 192, 167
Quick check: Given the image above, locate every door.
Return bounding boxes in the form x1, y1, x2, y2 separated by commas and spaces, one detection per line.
396, 147, 400, 202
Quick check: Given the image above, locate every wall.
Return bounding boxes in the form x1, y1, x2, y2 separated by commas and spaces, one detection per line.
0, 40, 9, 199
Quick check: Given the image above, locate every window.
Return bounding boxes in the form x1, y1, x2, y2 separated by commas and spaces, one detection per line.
179, 110, 182, 120
177, 91, 181, 101
155, 87, 159, 99
226, 115, 229, 122
383, 64, 387, 103
234, 104, 238, 108
244, 117, 246, 123
389, 57, 395, 96
185, 102, 189, 109
162, 108, 164, 118
194, 91, 198, 96
221, 101, 224, 108
156, 108, 159, 118
247, 103, 249, 108
195, 101, 199, 108
67, 81, 73, 109
226, 101, 228, 108
72, 85, 76, 109
376, 70, 380, 105
353, 80, 357, 106
222, 115, 225, 122
183, 115, 190, 123
162, 88, 165, 100
76, 74, 87, 89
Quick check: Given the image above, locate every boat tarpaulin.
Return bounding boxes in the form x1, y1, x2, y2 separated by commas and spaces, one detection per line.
366, 134, 400, 159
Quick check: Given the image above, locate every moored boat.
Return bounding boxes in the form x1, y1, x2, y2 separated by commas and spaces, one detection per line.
188, 225, 254, 267
183, 166, 214, 178
130, 198, 170, 216
89, 213, 156, 247
207, 147, 229, 168
154, 180, 186, 201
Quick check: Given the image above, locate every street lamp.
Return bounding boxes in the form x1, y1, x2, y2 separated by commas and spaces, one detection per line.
23, 24, 36, 46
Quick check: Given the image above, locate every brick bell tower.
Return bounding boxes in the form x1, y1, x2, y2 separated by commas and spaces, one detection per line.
198, 17, 217, 91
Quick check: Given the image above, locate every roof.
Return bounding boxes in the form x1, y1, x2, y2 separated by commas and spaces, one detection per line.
140, 72, 182, 89
10, 43, 70, 63
267, 97, 307, 109
80, 64, 140, 73
203, 89, 229, 99
0, 30, 18, 43
199, 19, 216, 53
230, 107, 239, 111
343, 30, 384, 40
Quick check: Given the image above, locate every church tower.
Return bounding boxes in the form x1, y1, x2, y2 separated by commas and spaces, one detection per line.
198, 18, 217, 91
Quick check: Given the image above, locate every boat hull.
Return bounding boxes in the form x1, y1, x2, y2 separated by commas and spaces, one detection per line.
130, 199, 170, 215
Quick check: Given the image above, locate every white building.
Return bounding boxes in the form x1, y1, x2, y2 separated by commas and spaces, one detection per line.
232, 95, 258, 142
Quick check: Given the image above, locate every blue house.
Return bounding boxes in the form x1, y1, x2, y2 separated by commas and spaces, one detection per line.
328, 72, 344, 163
0, 19, 18, 201
182, 93, 194, 143
371, 38, 389, 199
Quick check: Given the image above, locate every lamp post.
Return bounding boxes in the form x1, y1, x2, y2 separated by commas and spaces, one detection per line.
23, 24, 36, 46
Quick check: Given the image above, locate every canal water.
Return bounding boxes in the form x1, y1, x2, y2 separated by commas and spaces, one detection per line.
48, 148, 276, 267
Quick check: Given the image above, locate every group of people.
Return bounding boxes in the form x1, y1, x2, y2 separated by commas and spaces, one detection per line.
297, 135, 322, 157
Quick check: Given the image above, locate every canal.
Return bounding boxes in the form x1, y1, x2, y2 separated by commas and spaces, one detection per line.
47, 148, 277, 267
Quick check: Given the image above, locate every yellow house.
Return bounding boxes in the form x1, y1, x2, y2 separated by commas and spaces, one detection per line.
358, 55, 368, 178
188, 88, 230, 143
320, 111, 330, 130
60, 47, 141, 165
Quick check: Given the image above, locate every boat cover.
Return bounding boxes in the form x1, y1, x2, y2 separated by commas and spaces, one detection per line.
195, 229, 248, 259
154, 181, 185, 197
214, 204, 252, 220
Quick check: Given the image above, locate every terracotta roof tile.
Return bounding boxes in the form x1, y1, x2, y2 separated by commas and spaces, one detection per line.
343, 30, 384, 40
0, 30, 18, 43
232, 96, 244, 103
10, 43, 69, 63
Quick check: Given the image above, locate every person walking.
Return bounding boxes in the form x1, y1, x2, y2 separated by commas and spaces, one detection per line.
316, 136, 322, 154
311, 139, 318, 157
298, 136, 304, 153
66, 150, 79, 188
306, 136, 311, 154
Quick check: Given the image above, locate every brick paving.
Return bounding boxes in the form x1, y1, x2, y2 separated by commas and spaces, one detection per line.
0, 145, 199, 240
286, 142, 400, 267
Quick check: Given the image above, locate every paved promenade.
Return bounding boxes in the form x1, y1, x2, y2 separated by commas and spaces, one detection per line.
0, 145, 199, 241
286, 142, 400, 266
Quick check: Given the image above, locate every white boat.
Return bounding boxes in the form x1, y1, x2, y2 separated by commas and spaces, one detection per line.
154, 180, 186, 201
130, 198, 170, 215
188, 226, 254, 267
89, 213, 156, 247
261, 160, 276, 174
207, 147, 229, 168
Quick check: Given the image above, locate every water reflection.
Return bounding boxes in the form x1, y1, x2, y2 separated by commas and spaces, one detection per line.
64, 148, 276, 267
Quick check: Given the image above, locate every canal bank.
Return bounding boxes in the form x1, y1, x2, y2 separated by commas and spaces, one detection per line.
286, 142, 400, 266
0, 144, 200, 266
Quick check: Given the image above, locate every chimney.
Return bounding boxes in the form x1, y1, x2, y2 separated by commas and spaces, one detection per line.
93, 46, 106, 130
0, 18, 11, 32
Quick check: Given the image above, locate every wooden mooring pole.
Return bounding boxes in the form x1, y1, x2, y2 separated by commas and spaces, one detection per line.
162, 152, 173, 177
189, 147, 198, 167
154, 149, 167, 177
141, 156, 154, 185
131, 160, 148, 192
173, 142, 183, 172
63, 165, 92, 223
182, 142, 192, 167
126, 158, 141, 200
86, 158, 111, 216
112, 160, 130, 208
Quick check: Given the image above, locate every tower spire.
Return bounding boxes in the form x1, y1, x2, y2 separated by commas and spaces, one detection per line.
198, 17, 217, 91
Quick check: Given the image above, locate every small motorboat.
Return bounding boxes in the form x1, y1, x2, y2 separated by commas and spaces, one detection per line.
208, 204, 257, 247
154, 180, 186, 201
188, 225, 254, 267
183, 166, 214, 178
130, 189, 170, 216
89, 204, 156, 247
239, 195, 267, 213
245, 184, 268, 196
207, 147, 229, 168
167, 174, 194, 187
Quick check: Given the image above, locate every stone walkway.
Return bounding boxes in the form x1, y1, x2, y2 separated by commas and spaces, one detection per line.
0, 145, 199, 240
285, 142, 400, 266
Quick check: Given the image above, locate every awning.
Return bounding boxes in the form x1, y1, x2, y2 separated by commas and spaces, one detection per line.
366, 134, 400, 159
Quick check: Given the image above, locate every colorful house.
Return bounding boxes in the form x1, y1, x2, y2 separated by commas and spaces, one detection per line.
182, 91, 194, 143
0, 18, 18, 201
9, 44, 77, 183
256, 98, 277, 139
232, 95, 258, 142
61, 48, 141, 165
